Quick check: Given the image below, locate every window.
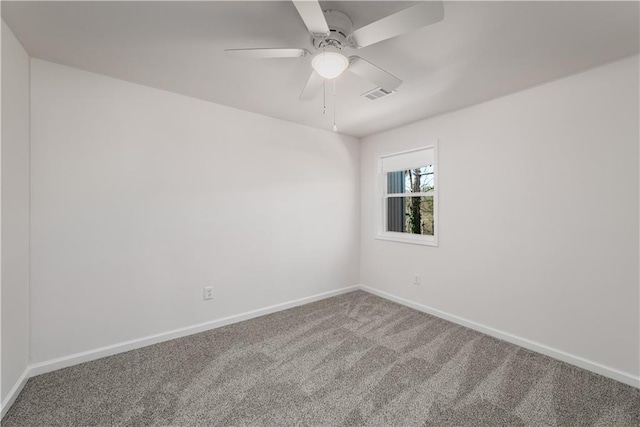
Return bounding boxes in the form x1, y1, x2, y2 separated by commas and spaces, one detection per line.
376, 144, 438, 246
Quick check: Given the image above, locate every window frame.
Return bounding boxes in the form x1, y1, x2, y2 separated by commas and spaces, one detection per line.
375, 143, 439, 247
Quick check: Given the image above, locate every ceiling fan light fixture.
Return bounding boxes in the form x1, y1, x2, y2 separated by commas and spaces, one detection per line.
312, 50, 349, 79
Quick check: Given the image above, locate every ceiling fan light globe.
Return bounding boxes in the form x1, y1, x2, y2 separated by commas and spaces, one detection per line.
312, 51, 349, 79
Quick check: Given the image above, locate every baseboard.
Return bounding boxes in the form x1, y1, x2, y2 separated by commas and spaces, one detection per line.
360, 285, 640, 389
1, 368, 29, 419
28, 285, 360, 378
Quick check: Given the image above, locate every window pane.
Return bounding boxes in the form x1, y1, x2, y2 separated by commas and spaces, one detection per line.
386, 196, 434, 236
387, 195, 406, 232
386, 166, 434, 194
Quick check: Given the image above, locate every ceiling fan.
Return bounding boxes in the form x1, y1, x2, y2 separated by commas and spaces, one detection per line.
225, 1, 444, 100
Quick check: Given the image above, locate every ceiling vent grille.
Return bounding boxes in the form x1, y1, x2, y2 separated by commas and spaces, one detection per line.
362, 87, 396, 100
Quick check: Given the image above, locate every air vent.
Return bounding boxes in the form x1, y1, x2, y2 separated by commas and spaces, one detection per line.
362, 87, 396, 100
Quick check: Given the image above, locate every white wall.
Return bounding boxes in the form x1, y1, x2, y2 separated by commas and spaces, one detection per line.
30, 59, 360, 364
360, 56, 640, 378
1, 21, 30, 403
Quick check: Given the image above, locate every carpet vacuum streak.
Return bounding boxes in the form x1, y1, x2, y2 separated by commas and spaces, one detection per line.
3, 290, 639, 426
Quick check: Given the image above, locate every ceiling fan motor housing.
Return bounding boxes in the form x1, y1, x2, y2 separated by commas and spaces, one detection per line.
311, 10, 354, 51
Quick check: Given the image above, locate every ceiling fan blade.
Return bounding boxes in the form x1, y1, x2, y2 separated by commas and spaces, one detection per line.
225, 48, 309, 59
299, 71, 324, 100
292, 0, 330, 36
347, 56, 402, 91
351, 1, 444, 48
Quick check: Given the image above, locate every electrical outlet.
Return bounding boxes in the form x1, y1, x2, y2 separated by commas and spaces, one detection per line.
203, 286, 214, 300
413, 274, 420, 286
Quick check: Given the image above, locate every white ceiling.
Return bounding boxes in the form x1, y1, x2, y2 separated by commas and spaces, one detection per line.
2, 1, 639, 137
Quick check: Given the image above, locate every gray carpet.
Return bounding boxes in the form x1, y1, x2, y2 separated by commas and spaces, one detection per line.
3, 290, 639, 426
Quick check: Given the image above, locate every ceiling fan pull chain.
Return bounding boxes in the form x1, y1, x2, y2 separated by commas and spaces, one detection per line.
332, 80, 338, 132
322, 80, 326, 115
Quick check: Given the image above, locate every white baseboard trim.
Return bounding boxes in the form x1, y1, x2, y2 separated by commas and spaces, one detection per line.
1, 368, 29, 419
360, 285, 640, 389
29, 285, 360, 377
